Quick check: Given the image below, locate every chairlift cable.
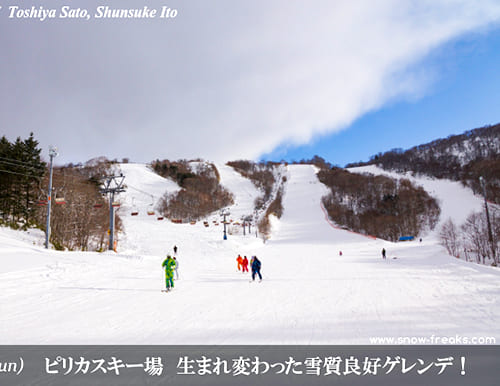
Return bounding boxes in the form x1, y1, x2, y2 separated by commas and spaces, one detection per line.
0, 156, 46, 169
0, 168, 43, 179
0, 159, 46, 172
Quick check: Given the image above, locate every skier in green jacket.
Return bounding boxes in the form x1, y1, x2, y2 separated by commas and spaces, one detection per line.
162, 255, 176, 291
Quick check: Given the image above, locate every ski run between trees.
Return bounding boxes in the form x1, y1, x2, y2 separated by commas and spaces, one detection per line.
0, 163, 499, 344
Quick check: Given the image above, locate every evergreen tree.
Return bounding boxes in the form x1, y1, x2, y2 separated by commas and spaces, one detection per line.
0, 133, 46, 226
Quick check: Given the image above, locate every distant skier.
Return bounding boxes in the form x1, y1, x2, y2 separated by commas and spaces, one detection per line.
242, 256, 249, 273
251, 256, 262, 281
173, 245, 178, 255
236, 254, 243, 271
173, 256, 179, 280
162, 255, 176, 291
339, 250, 343, 256
382, 248, 386, 259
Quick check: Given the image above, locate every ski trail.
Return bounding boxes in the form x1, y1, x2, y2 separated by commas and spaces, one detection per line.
273, 164, 373, 244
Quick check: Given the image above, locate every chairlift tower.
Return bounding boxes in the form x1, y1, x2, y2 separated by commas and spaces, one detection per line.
220, 208, 230, 240
243, 215, 253, 236
44, 146, 58, 249
100, 174, 126, 251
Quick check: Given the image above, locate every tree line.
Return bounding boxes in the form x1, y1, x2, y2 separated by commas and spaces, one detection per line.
347, 124, 500, 204
31, 159, 116, 251
440, 208, 499, 266
0, 133, 117, 251
226, 160, 286, 238
153, 159, 234, 222
318, 167, 440, 241
0, 133, 46, 228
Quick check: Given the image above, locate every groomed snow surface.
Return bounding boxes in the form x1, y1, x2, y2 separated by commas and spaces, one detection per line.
1, 164, 499, 344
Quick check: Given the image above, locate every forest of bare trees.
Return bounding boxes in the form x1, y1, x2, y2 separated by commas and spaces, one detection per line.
318, 167, 440, 241
31, 159, 117, 251
440, 207, 499, 266
153, 160, 234, 221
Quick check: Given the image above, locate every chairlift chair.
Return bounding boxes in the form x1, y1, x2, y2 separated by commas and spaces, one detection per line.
131, 197, 139, 216
55, 197, 66, 205
147, 195, 155, 215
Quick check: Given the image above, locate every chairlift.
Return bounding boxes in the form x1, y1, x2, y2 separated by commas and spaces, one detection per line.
37, 200, 48, 206
157, 216, 164, 221
55, 197, 66, 205
147, 195, 155, 216
93, 204, 103, 209
131, 197, 139, 216
112, 202, 121, 208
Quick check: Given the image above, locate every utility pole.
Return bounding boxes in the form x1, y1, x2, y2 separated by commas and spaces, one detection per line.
100, 174, 126, 251
479, 176, 497, 265
44, 146, 58, 249
220, 208, 230, 240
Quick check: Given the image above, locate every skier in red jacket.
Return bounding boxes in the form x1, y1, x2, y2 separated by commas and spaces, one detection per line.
242, 256, 249, 272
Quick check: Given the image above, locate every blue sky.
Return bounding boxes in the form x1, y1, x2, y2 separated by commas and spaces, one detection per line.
261, 27, 500, 167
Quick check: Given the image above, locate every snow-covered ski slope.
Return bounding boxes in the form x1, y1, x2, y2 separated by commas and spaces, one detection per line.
348, 165, 485, 231
1, 163, 499, 344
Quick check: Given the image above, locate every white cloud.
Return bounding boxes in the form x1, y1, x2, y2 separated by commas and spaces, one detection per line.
2, 0, 500, 163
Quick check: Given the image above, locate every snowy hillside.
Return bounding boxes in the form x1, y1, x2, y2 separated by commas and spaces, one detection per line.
1, 163, 499, 344
348, 165, 485, 233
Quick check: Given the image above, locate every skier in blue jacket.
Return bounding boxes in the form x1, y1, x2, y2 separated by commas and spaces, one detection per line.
251, 256, 262, 281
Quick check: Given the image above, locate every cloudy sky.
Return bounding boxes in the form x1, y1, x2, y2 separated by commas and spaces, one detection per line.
1, 0, 500, 165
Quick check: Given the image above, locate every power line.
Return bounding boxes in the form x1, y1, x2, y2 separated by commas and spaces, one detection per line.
0, 156, 45, 169
0, 168, 43, 179
127, 183, 159, 199
0, 159, 46, 173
